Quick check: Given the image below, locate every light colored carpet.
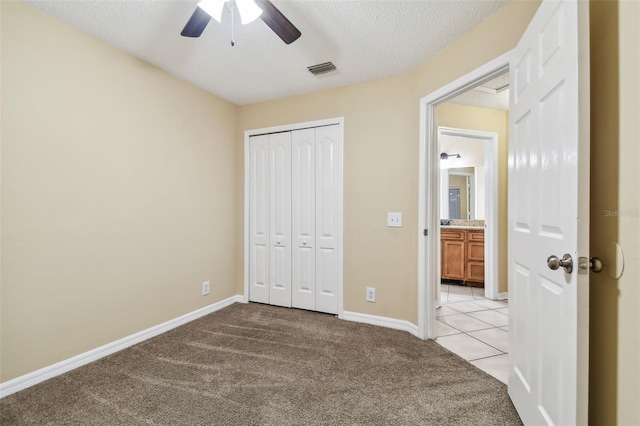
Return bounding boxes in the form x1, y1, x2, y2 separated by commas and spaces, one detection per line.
0, 303, 522, 425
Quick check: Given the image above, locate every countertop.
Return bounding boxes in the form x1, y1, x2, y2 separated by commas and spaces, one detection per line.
441, 225, 485, 230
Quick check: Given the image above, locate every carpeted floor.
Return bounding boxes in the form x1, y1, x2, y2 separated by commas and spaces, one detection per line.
0, 303, 522, 425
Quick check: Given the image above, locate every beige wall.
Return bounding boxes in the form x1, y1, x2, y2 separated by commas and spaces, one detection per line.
616, 2, 640, 422
436, 104, 509, 293
236, 2, 539, 321
2, 0, 638, 424
589, 1, 640, 424
239, 73, 421, 321
1, 2, 238, 381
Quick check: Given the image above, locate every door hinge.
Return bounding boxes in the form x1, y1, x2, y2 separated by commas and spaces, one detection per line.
423, 229, 428, 236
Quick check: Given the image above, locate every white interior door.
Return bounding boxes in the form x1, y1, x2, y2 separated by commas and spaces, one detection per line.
268, 132, 292, 307
508, 1, 590, 424
248, 135, 270, 304
292, 128, 316, 310
315, 125, 341, 314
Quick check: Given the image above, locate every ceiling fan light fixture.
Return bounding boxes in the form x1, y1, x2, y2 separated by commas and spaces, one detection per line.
197, 0, 226, 22
236, 0, 263, 24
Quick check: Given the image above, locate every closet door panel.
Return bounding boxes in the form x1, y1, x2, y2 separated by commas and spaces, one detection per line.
268, 132, 292, 307
292, 128, 316, 310
315, 125, 341, 314
248, 135, 270, 304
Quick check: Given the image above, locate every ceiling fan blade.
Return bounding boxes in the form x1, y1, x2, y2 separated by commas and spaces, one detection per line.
181, 7, 212, 38
255, 0, 301, 44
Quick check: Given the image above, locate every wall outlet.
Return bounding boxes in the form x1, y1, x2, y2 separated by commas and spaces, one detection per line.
366, 287, 376, 302
202, 281, 210, 296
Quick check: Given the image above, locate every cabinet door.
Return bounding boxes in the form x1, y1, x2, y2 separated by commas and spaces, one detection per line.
441, 239, 466, 280
268, 132, 292, 307
467, 232, 485, 283
467, 241, 485, 262
315, 125, 341, 314
466, 262, 485, 282
292, 128, 316, 310
248, 135, 270, 303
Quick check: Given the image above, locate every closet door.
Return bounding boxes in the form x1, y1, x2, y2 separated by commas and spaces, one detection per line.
291, 128, 316, 310
315, 125, 341, 314
268, 132, 292, 307
248, 135, 270, 304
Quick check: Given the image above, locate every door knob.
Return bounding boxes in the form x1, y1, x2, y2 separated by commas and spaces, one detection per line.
547, 253, 573, 273
578, 256, 603, 273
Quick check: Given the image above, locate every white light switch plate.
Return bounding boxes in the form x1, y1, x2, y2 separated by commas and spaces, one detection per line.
387, 212, 402, 227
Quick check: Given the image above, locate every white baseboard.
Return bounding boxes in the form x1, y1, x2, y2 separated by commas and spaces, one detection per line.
341, 311, 420, 338
0, 295, 244, 399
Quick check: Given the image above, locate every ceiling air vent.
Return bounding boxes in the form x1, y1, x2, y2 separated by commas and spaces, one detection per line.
307, 62, 337, 76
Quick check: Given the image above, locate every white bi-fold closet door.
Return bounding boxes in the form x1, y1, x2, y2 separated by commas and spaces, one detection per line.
248, 124, 342, 315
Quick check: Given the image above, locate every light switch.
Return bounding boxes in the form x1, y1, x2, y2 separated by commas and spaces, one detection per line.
387, 212, 402, 227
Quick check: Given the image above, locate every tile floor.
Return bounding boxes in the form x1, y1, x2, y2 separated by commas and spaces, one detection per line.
436, 282, 509, 384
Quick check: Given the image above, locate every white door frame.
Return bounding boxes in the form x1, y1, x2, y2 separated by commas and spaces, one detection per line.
243, 117, 345, 317
437, 126, 499, 303
418, 52, 511, 339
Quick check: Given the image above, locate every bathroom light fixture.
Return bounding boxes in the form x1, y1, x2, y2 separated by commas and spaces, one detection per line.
197, 0, 262, 25
440, 152, 461, 160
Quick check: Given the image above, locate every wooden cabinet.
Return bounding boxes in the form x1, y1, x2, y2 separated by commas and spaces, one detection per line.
441, 230, 466, 280
466, 231, 485, 283
441, 228, 485, 286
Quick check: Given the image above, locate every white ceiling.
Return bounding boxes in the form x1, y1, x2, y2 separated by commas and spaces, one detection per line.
449, 72, 510, 111
25, 0, 509, 106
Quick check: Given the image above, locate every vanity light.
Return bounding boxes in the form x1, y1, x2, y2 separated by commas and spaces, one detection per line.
440, 153, 462, 160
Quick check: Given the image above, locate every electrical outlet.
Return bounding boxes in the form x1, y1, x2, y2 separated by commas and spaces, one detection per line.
366, 287, 376, 302
202, 281, 210, 296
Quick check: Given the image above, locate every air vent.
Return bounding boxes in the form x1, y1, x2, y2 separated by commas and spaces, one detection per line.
307, 62, 337, 76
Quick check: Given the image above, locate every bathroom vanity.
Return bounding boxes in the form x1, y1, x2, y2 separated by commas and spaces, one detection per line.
441, 226, 485, 287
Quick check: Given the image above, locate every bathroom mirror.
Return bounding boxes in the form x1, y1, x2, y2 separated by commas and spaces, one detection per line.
440, 167, 485, 220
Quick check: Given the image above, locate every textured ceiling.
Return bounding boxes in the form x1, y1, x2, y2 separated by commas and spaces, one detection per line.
24, 0, 508, 106
449, 72, 510, 111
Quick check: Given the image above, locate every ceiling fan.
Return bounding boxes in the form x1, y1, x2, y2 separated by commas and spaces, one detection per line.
181, 0, 302, 45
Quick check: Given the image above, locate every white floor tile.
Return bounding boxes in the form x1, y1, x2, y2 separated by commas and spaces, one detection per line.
467, 310, 509, 327
436, 319, 462, 337
468, 328, 509, 353
448, 285, 474, 296
471, 287, 486, 299
438, 313, 494, 332
435, 287, 509, 386
494, 307, 508, 316
471, 299, 509, 309
446, 301, 488, 313
436, 334, 502, 361
445, 293, 475, 303
470, 354, 510, 384
436, 306, 459, 317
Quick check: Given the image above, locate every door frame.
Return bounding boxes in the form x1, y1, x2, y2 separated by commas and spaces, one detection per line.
417, 52, 511, 339
436, 126, 499, 303
243, 117, 345, 316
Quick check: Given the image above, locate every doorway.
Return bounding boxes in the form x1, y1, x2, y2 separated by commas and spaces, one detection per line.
417, 51, 511, 340
435, 126, 499, 305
